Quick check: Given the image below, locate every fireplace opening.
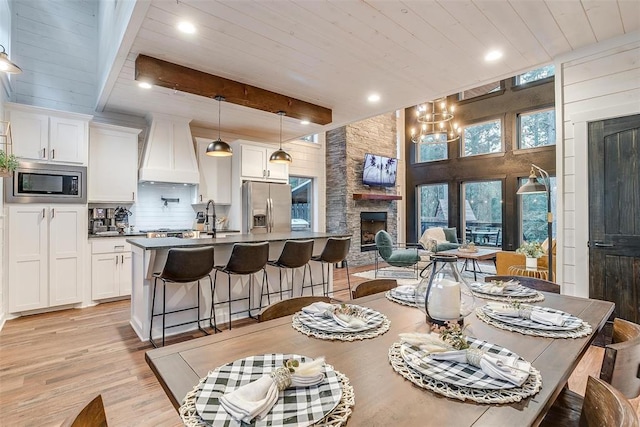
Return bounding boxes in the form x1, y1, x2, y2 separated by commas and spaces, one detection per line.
361, 212, 387, 252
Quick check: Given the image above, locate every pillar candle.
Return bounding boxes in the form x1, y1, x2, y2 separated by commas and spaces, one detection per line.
427, 278, 461, 320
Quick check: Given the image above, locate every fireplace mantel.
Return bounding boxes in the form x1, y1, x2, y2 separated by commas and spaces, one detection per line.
353, 193, 402, 201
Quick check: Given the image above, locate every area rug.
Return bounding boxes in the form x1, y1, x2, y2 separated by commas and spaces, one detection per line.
354, 261, 497, 286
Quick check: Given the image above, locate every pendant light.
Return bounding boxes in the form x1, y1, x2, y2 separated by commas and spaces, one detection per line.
269, 111, 292, 164
206, 96, 233, 157
0, 44, 22, 74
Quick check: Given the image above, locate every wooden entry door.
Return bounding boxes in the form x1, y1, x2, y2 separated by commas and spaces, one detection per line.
588, 114, 640, 323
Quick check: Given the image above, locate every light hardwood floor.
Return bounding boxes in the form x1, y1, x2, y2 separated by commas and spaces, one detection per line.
0, 263, 637, 426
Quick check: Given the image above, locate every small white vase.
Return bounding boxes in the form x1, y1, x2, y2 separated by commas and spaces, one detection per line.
525, 257, 538, 270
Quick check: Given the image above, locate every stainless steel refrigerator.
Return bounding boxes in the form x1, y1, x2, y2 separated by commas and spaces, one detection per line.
242, 181, 292, 234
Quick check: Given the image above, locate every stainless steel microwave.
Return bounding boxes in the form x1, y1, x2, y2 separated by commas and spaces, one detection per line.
4, 162, 87, 204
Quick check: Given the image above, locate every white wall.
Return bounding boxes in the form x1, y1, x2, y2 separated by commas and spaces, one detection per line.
556, 32, 640, 297
130, 182, 197, 231
10, 0, 98, 114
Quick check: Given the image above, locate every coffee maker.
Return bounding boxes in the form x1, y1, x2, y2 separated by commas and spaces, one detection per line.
114, 206, 131, 233
106, 208, 116, 231
90, 208, 107, 234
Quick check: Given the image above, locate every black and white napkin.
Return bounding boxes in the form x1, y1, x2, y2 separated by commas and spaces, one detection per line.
486, 302, 565, 326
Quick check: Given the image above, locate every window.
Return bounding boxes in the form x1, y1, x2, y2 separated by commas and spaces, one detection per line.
462, 119, 502, 156
518, 176, 556, 244
300, 134, 318, 143
518, 108, 556, 149
290, 177, 313, 231
462, 180, 502, 246
458, 80, 502, 101
515, 65, 555, 85
417, 183, 448, 234
416, 140, 447, 163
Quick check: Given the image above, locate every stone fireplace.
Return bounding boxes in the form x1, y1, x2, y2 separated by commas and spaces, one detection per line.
326, 112, 399, 266
360, 212, 387, 251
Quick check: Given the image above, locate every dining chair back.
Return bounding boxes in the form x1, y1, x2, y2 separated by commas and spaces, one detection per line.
65, 394, 108, 427
484, 275, 560, 294
600, 318, 640, 399
258, 296, 331, 322
542, 376, 639, 427
351, 279, 397, 299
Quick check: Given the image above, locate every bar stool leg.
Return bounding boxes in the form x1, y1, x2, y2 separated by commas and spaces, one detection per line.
227, 274, 232, 331
162, 281, 166, 346
150, 277, 158, 348
209, 274, 220, 333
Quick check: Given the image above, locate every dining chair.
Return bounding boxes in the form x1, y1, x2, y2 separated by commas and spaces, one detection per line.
64, 394, 108, 427
150, 246, 216, 347
600, 318, 640, 399
351, 279, 397, 299
258, 296, 331, 322
541, 376, 638, 427
483, 275, 559, 294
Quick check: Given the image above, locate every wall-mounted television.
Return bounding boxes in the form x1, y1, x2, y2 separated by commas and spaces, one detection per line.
362, 153, 397, 187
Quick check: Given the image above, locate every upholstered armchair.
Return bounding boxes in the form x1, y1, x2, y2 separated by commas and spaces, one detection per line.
496, 239, 557, 276
418, 227, 460, 252
374, 230, 421, 278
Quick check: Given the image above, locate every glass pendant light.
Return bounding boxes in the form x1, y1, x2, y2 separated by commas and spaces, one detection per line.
269, 111, 292, 164
206, 96, 233, 157
0, 45, 22, 74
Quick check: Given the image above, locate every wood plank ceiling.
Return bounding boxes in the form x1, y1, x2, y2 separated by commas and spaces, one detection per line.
101, 0, 640, 143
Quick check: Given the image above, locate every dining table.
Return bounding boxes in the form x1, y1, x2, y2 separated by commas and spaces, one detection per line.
145, 291, 614, 426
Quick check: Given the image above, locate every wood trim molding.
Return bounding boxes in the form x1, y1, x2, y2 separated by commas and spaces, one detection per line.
353, 193, 402, 201
135, 55, 332, 125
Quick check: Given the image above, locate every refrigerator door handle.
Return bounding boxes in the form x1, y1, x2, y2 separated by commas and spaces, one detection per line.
268, 198, 274, 232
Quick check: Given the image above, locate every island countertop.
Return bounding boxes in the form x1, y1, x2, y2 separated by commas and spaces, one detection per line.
126, 231, 352, 250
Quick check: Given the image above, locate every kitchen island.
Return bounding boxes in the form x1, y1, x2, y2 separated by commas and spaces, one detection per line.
127, 231, 352, 342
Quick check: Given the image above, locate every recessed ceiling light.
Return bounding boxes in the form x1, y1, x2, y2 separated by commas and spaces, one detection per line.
177, 21, 196, 34
300, 119, 310, 125
368, 93, 381, 103
485, 50, 503, 62
138, 82, 152, 89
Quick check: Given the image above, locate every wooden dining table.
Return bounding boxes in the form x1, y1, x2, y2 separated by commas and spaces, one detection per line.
146, 292, 614, 426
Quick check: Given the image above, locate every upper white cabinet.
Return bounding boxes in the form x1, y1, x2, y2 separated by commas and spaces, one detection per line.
195, 137, 232, 204
8, 204, 85, 313
6, 103, 92, 165
234, 141, 288, 183
89, 123, 141, 203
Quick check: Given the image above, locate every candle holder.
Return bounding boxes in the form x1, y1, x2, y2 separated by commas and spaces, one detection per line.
415, 254, 475, 327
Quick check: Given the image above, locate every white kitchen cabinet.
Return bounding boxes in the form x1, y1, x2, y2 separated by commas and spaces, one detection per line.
194, 137, 232, 204
238, 143, 288, 183
8, 205, 85, 312
91, 238, 132, 300
89, 123, 141, 203
6, 103, 91, 165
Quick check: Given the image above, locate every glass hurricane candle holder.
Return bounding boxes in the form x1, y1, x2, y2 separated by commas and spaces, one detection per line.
415, 254, 475, 326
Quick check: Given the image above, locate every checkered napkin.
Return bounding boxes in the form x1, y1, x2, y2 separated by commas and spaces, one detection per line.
391, 285, 417, 300
486, 302, 565, 326
399, 333, 531, 387
302, 302, 367, 329
473, 280, 519, 294
219, 357, 325, 424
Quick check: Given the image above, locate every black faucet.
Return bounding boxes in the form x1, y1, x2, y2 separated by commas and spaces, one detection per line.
205, 199, 216, 238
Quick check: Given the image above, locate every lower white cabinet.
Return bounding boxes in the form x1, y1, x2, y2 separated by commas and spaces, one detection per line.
91, 238, 132, 300
8, 205, 85, 312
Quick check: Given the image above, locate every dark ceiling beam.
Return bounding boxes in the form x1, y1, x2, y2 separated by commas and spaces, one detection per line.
135, 54, 332, 125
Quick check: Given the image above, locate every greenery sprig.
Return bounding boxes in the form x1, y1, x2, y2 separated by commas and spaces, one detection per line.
283, 359, 299, 373
431, 321, 469, 350
516, 241, 545, 258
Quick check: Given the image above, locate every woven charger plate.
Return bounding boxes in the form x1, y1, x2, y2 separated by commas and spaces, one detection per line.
385, 290, 419, 307
476, 307, 593, 338
180, 359, 354, 427
388, 342, 542, 404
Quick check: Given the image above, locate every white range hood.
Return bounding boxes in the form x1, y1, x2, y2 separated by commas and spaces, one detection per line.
139, 112, 199, 184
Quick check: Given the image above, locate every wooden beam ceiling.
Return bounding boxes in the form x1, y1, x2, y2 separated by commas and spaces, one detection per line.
135, 54, 332, 125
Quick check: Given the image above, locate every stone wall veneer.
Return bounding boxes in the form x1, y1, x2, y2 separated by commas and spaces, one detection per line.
326, 113, 399, 266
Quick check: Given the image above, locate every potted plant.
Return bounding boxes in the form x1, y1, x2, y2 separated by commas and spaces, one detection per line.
0, 149, 18, 178
516, 241, 545, 270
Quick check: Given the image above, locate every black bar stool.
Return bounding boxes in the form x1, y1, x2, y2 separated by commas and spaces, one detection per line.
211, 242, 269, 331
304, 236, 352, 300
264, 239, 314, 303
149, 246, 215, 348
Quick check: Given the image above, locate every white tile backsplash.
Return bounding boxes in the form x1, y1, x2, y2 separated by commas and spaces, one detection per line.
130, 183, 197, 231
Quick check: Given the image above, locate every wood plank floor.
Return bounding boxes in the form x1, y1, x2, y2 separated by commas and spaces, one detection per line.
0, 263, 637, 426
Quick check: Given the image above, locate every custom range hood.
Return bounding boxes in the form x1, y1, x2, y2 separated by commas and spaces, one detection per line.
139, 112, 199, 184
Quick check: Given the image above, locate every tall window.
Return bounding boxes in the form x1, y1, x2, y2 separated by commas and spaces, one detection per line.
458, 80, 502, 101
300, 134, 318, 143
416, 141, 447, 163
515, 65, 555, 85
518, 108, 556, 149
290, 176, 313, 231
462, 180, 502, 246
417, 183, 448, 234
518, 176, 557, 244
462, 119, 502, 156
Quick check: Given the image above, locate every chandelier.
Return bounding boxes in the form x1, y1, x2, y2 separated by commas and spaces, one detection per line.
410, 97, 460, 144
